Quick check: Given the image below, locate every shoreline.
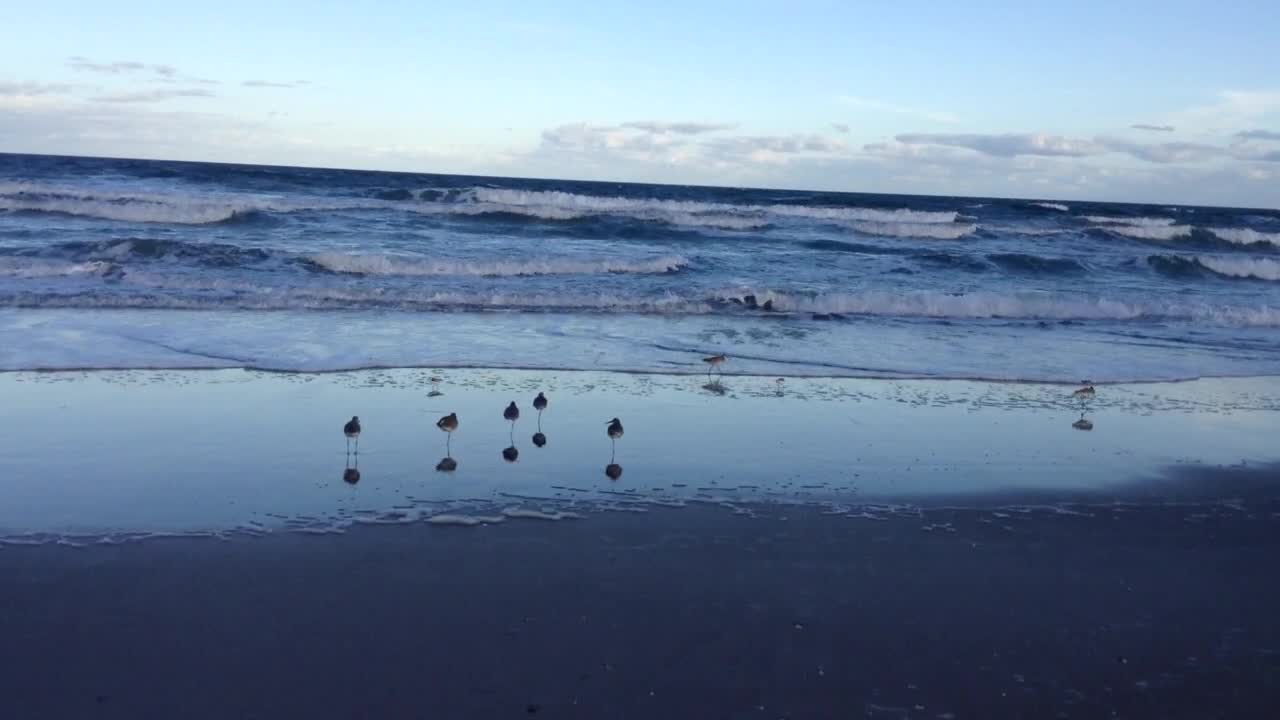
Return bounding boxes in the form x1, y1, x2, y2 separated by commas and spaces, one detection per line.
6, 363, 1280, 386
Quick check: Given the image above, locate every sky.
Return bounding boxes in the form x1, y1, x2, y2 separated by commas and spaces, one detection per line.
2, 0, 1279, 207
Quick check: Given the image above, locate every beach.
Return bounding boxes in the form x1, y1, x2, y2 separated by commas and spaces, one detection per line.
2, 369, 1279, 718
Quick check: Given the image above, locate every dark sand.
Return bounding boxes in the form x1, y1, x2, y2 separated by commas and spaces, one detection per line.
4, 486, 1280, 719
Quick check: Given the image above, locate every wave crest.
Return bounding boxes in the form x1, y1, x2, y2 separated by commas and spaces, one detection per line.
9, 284, 1278, 327
1103, 224, 1194, 241
1208, 227, 1280, 248
848, 221, 975, 240
0, 257, 110, 279
306, 253, 689, 277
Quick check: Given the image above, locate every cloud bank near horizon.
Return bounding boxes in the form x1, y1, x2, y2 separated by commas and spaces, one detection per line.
2, 70, 1278, 207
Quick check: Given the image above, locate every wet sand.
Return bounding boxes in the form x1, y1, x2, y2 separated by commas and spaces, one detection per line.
3, 490, 1280, 719
1, 370, 1279, 717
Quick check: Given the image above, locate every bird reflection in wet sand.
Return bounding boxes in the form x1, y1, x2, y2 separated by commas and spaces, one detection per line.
702, 379, 727, 395
436, 457, 457, 472
502, 445, 520, 463
605, 462, 623, 480
532, 432, 547, 448
775, 378, 785, 397
344, 415, 361, 454
1072, 414, 1095, 431
343, 454, 360, 484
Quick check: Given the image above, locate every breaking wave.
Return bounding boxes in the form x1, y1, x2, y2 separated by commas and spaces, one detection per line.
848, 221, 976, 240
1194, 256, 1280, 282
6, 284, 1277, 327
1, 181, 958, 229
1150, 255, 1280, 282
1102, 224, 1194, 241
0, 257, 110, 279
1207, 227, 1280, 248
1032, 202, 1069, 212
306, 253, 689, 277
1083, 215, 1177, 227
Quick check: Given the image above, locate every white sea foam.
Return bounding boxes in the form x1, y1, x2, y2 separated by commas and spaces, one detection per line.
1195, 256, 1280, 281
1083, 215, 1177, 227
848, 221, 976, 240
1207, 227, 1280, 247
1104, 224, 1194, 241
306, 253, 689, 277
1033, 202, 1069, 212
0, 181, 366, 224
13, 279, 1280, 326
0, 257, 110, 278
500, 507, 583, 521
425, 514, 506, 526
463, 187, 959, 225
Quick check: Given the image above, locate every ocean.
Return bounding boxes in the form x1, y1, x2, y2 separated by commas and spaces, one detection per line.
2, 152, 1278, 382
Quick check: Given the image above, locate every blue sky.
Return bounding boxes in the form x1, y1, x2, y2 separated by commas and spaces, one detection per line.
2, 0, 1279, 206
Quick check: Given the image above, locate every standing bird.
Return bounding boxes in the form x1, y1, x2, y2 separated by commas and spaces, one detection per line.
504, 401, 520, 424
703, 353, 727, 378
606, 417, 625, 478
1072, 382, 1096, 399
344, 416, 361, 454
532, 392, 549, 441
436, 412, 458, 454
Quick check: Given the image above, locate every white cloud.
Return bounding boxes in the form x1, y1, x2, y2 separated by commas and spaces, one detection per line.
1236, 129, 1280, 142
1097, 138, 1226, 164
68, 56, 175, 78
618, 121, 734, 134
895, 133, 1104, 158
831, 123, 850, 134
91, 88, 217, 103
0, 81, 74, 96
242, 80, 311, 89
1131, 124, 1175, 132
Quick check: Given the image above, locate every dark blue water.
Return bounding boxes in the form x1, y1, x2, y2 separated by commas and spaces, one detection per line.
2, 153, 1278, 381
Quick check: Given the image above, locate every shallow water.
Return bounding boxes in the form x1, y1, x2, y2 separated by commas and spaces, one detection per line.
2, 369, 1276, 542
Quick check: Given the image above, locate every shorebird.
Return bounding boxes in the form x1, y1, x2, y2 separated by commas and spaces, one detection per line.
1072, 384, 1096, 399
428, 376, 444, 398
504, 401, 520, 424
533, 392, 548, 414
606, 417, 624, 459
344, 416, 361, 454
606, 417, 624, 441
436, 412, 458, 453
703, 354, 727, 377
